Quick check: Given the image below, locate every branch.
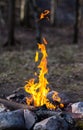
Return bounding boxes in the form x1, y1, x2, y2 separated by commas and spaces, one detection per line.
0, 98, 36, 111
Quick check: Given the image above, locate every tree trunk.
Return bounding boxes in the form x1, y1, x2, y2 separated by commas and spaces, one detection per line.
73, 0, 81, 43
24, 0, 31, 26
20, 0, 31, 27
20, 0, 25, 22
30, 0, 41, 43
50, 0, 57, 26
8, 0, 16, 45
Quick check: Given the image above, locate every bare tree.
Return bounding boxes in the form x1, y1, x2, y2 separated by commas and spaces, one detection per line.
50, 0, 58, 26
7, 0, 16, 45
20, 0, 25, 22
23, 0, 31, 26
73, 0, 81, 43
20, 0, 33, 27
3, 0, 16, 47
20, 0, 41, 42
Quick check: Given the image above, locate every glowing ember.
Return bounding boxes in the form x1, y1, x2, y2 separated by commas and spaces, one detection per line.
39, 10, 50, 20
24, 38, 62, 110
52, 91, 61, 103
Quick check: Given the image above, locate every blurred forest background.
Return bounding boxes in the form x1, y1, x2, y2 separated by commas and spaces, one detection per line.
0, 0, 83, 102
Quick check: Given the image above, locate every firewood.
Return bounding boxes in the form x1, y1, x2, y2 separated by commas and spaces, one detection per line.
35, 109, 62, 119
0, 98, 36, 111
35, 108, 83, 121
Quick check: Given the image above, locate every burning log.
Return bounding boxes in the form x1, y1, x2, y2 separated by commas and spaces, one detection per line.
47, 91, 71, 107
0, 98, 36, 111
0, 98, 82, 118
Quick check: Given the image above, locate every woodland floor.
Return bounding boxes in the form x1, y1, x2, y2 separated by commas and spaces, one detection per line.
0, 24, 83, 103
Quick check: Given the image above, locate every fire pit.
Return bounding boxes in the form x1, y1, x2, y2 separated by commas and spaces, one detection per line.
0, 94, 83, 130
0, 37, 83, 130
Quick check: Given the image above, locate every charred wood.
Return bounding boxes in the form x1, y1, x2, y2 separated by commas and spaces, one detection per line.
34, 107, 83, 121
35, 109, 62, 120
0, 98, 36, 111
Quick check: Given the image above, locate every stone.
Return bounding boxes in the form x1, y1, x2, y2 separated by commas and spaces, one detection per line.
24, 109, 37, 130
34, 115, 69, 130
0, 103, 6, 113
71, 102, 83, 114
0, 109, 25, 130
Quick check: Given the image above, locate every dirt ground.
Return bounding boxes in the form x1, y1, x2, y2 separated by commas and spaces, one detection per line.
0, 25, 83, 103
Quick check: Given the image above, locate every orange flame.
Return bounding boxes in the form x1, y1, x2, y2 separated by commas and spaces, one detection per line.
40, 10, 50, 20
52, 91, 61, 102
24, 38, 61, 110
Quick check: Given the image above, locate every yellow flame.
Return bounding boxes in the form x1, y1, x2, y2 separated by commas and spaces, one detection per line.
35, 51, 39, 62
40, 10, 50, 20
24, 38, 61, 110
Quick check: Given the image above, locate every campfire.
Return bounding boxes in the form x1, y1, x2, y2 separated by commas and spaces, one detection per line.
24, 37, 63, 110
0, 10, 83, 130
